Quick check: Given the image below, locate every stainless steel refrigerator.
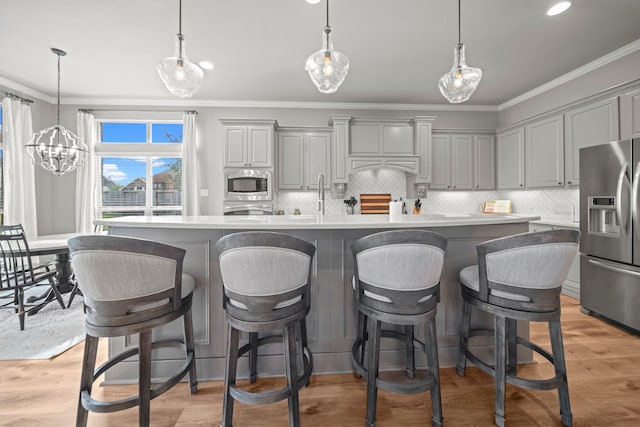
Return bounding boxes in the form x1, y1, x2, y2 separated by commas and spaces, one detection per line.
580, 138, 640, 333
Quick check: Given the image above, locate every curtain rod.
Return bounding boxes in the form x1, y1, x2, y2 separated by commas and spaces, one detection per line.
77, 108, 197, 113
4, 92, 34, 104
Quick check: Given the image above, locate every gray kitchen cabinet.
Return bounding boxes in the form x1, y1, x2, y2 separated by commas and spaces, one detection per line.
349, 120, 414, 156
278, 131, 331, 190
221, 119, 276, 168
497, 127, 525, 189
474, 135, 496, 190
430, 134, 486, 191
564, 96, 619, 186
349, 157, 419, 174
529, 222, 580, 299
525, 115, 564, 188
621, 87, 640, 139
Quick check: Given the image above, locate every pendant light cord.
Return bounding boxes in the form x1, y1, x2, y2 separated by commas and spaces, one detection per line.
177, 0, 183, 60
326, 0, 330, 27
56, 51, 61, 127
458, 0, 461, 45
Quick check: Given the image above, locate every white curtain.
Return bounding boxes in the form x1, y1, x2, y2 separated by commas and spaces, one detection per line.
75, 111, 97, 233
182, 111, 200, 216
2, 97, 38, 238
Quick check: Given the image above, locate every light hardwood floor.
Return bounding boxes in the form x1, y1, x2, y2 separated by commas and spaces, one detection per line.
1, 296, 639, 426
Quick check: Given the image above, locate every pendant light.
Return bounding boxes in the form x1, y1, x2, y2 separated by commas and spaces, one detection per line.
157, 0, 204, 98
305, 0, 350, 94
438, 0, 482, 103
25, 48, 88, 176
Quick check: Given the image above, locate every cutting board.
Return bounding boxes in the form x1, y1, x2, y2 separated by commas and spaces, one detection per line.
360, 194, 392, 214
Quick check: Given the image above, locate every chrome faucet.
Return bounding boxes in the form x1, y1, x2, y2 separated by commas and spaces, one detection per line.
317, 174, 325, 215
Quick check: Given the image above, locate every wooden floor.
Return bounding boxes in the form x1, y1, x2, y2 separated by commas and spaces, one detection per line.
1, 296, 639, 426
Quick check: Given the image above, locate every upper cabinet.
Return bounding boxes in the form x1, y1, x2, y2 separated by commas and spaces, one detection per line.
429, 133, 493, 191
621, 88, 640, 139
525, 115, 564, 188
497, 127, 525, 190
564, 96, 619, 186
221, 119, 277, 168
278, 130, 331, 191
350, 120, 414, 156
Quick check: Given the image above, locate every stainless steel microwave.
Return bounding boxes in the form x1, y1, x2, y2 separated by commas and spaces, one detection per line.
225, 169, 272, 201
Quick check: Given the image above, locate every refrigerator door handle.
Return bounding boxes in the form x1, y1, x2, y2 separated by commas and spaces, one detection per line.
633, 163, 640, 241
588, 258, 640, 277
616, 162, 630, 234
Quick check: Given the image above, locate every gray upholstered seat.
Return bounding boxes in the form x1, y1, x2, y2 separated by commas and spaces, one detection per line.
351, 230, 447, 427
215, 231, 316, 427
68, 235, 198, 427
457, 229, 579, 427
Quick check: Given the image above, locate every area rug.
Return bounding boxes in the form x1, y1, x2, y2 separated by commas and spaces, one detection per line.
0, 290, 85, 360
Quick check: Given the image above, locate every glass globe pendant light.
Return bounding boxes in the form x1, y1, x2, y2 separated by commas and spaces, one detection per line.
25, 48, 88, 176
305, 0, 350, 94
438, 0, 482, 103
157, 0, 204, 98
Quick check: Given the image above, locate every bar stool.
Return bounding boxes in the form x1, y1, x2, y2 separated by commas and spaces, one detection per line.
68, 235, 198, 427
215, 231, 315, 427
351, 229, 447, 427
456, 229, 579, 427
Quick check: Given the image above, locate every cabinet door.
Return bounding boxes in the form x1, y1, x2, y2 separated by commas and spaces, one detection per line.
224, 126, 247, 167
247, 125, 272, 167
564, 97, 619, 186
306, 133, 331, 190
497, 127, 525, 189
350, 123, 381, 155
621, 88, 640, 140
278, 133, 304, 190
526, 115, 564, 188
474, 135, 495, 189
451, 135, 474, 190
429, 135, 451, 189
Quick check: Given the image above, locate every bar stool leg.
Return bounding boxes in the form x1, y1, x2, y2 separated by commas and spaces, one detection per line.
358, 312, 368, 368
404, 325, 415, 379
549, 319, 573, 426
494, 315, 507, 427
365, 318, 382, 427
425, 318, 443, 427
283, 323, 301, 427
222, 324, 240, 427
77, 334, 99, 427
506, 318, 518, 376
183, 306, 198, 394
249, 332, 258, 384
138, 330, 152, 427
456, 298, 471, 376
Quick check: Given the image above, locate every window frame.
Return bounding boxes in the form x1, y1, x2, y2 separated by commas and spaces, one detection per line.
95, 118, 183, 217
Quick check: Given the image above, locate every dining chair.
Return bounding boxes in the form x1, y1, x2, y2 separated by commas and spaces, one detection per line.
0, 224, 62, 330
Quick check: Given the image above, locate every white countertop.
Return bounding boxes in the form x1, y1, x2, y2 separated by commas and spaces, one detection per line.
96, 214, 541, 230
530, 218, 580, 229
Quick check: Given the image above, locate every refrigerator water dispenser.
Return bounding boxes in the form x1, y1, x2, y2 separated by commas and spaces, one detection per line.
587, 196, 619, 236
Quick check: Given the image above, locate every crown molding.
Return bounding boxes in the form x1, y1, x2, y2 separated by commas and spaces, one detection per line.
498, 38, 640, 111
0, 76, 55, 104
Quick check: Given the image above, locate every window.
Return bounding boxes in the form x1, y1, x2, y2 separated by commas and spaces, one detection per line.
96, 120, 183, 218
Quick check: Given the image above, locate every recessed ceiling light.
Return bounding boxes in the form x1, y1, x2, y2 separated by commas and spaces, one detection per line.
306, 0, 321, 4
198, 60, 214, 70
547, 1, 572, 16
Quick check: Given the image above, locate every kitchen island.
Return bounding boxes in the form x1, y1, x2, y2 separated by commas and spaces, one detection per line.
96, 213, 539, 383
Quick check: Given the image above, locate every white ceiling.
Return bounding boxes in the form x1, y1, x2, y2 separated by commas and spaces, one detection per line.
2, 0, 640, 107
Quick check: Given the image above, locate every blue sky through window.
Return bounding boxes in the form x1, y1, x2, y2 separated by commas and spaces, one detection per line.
100, 122, 182, 187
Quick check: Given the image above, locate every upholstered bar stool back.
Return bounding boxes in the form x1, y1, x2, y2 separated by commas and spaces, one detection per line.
457, 229, 579, 427
68, 235, 198, 427
215, 231, 316, 427
352, 229, 447, 427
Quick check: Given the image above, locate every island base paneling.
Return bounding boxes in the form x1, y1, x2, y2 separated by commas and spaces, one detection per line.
104, 222, 531, 383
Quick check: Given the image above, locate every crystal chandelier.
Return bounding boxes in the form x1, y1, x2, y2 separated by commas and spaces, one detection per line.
157, 0, 204, 98
305, 0, 350, 94
25, 48, 88, 176
438, 0, 482, 103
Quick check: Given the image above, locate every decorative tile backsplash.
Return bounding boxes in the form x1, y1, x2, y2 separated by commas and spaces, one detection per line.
276, 169, 580, 220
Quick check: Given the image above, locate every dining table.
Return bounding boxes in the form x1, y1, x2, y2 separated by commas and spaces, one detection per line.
25, 233, 79, 315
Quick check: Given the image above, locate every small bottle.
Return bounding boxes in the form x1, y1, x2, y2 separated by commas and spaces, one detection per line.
400, 197, 407, 214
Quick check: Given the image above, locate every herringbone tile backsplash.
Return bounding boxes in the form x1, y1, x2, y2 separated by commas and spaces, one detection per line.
276, 169, 579, 220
